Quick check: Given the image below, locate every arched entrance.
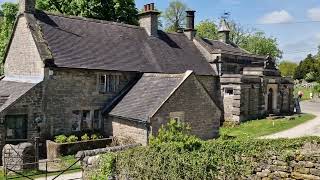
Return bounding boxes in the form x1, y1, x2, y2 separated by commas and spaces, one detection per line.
268, 88, 273, 113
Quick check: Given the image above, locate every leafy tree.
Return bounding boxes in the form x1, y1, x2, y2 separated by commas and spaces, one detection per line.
240, 31, 283, 59
0, 2, 18, 75
163, 0, 187, 32
195, 19, 218, 40
293, 54, 319, 81
37, 0, 138, 25
279, 61, 298, 77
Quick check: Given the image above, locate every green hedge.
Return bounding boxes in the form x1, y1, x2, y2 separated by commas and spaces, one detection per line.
88, 120, 320, 179
89, 137, 320, 180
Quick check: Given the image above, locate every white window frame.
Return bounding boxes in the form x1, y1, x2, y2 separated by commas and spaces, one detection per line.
99, 74, 120, 93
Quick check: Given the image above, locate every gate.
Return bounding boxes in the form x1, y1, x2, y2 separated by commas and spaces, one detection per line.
2, 137, 84, 180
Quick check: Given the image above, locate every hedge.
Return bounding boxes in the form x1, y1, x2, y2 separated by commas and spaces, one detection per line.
88, 120, 320, 179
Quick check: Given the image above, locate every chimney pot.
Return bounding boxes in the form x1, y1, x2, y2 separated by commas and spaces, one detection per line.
139, 3, 160, 37
184, 10, 196, 40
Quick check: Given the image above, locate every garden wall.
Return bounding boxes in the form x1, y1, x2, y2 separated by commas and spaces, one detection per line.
85, 138, 320, 180
47, 138, 112, 160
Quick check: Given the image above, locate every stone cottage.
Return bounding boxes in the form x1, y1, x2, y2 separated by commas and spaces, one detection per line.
193, 19, 294, 123
0, 0, 223, 157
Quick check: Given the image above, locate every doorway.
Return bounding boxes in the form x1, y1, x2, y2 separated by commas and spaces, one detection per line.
268, 88, 273, 113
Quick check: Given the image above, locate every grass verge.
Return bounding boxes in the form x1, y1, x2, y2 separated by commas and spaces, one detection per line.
220, 113, 316, 139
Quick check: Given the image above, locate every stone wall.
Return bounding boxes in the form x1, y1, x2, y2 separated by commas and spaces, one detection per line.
43, 68, 137, 136
46, 138, 112, 160
111, 117, 148, 146
4, 16, 44, 79
250, 143, 320, 179
152, 74, 221, 140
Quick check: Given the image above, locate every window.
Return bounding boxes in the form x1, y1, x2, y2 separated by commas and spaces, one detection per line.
93, 110, 101, 130
99, 74, 120, 93
169, 112, 185, 123
224, 88, 234, 95
5, 115, 28, 140
71, 110, 102, 132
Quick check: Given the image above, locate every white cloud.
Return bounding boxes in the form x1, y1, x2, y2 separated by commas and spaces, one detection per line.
259, 10, 294, 24
307, 8, 320, 21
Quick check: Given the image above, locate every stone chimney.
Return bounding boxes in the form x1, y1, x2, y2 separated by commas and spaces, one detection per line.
218, 19, 231, 44
19, 0, 36, 14
138, 3, 160, 37
184, 10, 196, 40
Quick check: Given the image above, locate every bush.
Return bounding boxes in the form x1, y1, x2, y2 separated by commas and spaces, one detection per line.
91, 134, 98, 140
81, 134, 90, 141
54, 135, 67, 143
89, 120, 320, 179
67, 135, 78, 143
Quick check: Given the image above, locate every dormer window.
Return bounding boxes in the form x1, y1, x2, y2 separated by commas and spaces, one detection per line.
99, 74, 120, 93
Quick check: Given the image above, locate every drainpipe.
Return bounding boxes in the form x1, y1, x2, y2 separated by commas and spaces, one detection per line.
145, 117, 151, 145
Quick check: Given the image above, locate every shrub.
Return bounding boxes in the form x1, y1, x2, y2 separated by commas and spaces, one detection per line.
81, 134, 90, 141
91, 134, 98, 140
54, 135, 67, 143
67, 135, 78, 143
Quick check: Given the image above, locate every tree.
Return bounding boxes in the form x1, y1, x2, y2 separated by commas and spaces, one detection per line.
163, 0, 187, 32
240, 31, 283, 59
36, 0, 138, 25
294, 54, 318, 81
279, 61, 297, 77
0, 2, 18, 75
195, 19, 218, 40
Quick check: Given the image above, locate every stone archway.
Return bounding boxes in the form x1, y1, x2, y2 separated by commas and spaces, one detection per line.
268, 88, 273, 113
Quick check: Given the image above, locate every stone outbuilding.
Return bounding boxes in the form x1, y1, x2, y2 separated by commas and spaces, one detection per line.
193, 19, 294, 123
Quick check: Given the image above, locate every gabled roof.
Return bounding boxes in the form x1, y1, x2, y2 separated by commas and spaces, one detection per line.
0, 80, 37, 113
20, 11, 215, 76
196, 37, 266, 59
109, 72, 192, 122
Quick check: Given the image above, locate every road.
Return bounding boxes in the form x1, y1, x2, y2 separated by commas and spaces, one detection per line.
263, 101, 320, 139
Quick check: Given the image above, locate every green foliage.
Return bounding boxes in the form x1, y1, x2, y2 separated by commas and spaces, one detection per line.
36, 0, 138, 25
89, 153, 116, 180
149, 119, 202, 151
0, 2, 18, 75
67, 135, 78, 143
91, 136, 320, 179
195, 19, 282, 59
91, 134, 99, 140
294, 54, 320, 81
54, 135, 68, 143
163, 0, 187, 32
195, 19, 218, 40
240, 31, 283, 59
81, 133, 90, 141
313, 83, 320, 94
279, 61, 298, 77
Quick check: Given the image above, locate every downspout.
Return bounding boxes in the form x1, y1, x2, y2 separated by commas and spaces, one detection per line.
145, 117, 151, 145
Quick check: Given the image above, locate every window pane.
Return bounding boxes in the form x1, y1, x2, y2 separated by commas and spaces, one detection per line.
5, 115, 27, 139
81, 110, 91, 130
99, 75, 106, 92
93, 110, 101, 130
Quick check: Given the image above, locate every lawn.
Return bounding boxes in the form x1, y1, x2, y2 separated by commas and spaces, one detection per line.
220, 113, 316, 139
294, 86, 313, 101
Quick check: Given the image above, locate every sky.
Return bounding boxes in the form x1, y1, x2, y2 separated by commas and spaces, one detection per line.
1, 0, 320, 62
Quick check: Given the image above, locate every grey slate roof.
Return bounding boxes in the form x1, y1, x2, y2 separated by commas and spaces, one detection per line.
30, 11, 214, 76
196, 37, 266, 59
109, 73, 189, 122
0, 80, 37, 112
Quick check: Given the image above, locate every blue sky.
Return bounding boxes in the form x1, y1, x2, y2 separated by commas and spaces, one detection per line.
1, 0, 320, 62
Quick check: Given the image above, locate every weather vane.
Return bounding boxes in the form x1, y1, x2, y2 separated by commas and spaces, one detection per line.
221, 11, 231, 20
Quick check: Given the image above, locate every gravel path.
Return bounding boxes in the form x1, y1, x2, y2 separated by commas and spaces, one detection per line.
263, 101, 320, 139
